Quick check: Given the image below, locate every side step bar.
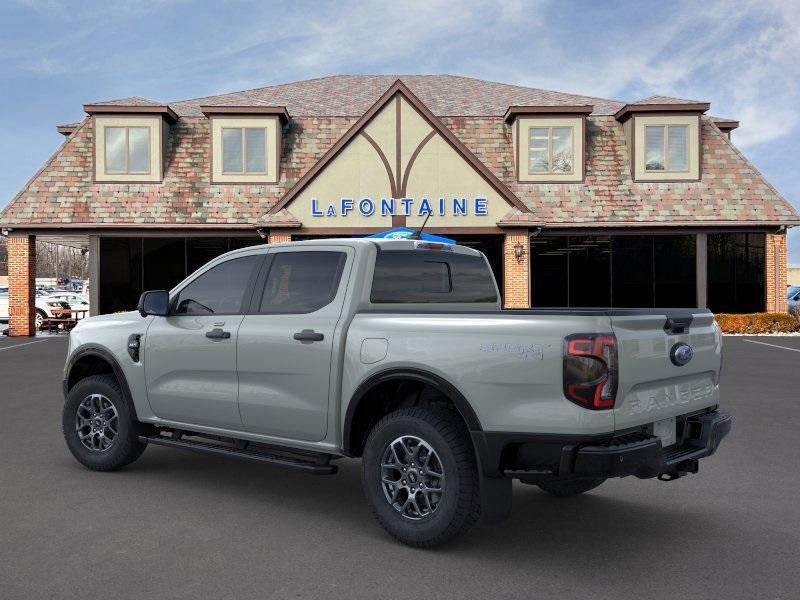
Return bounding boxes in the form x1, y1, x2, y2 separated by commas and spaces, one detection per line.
139, 434, 338, 475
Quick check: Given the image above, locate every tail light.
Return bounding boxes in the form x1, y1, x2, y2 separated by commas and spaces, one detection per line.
563, 333, 618, 409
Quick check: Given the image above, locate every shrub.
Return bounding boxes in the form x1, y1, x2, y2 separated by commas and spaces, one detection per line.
715, 312, 800, 334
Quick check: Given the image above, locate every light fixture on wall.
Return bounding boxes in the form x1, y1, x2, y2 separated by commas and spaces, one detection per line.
514, 241, 527, 263
256, 228, 267, 240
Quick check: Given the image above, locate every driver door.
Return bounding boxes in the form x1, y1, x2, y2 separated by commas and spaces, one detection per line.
144, 253, 263, 429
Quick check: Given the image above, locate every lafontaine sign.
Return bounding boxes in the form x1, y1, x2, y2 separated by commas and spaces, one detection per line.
310, 196, 489, 218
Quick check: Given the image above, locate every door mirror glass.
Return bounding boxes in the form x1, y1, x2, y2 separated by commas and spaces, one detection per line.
137, 290, 170, 317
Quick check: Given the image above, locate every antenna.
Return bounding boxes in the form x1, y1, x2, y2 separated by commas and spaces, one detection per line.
407, 211, 432, 240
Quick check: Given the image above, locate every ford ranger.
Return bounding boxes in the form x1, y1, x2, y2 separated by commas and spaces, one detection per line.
62, 237, 731, 547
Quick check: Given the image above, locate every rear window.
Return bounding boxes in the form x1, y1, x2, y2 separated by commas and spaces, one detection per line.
370, 250, 497, 303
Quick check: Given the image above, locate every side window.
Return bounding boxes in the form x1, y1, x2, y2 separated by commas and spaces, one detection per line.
258, 251, 347, 314
174, 255, 260, 316
371, 251, 498, 303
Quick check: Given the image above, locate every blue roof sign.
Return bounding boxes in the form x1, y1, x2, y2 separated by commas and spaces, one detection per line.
366, 227, 456, 244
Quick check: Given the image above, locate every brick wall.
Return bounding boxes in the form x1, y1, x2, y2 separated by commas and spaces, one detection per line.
765, 232, 788, 313
268, 230, 292, 244
502, 229, 530, 308
7, 234, 36, 336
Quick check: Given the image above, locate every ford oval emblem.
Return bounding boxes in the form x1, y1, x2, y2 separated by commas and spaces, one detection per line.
670, 342, 694, 366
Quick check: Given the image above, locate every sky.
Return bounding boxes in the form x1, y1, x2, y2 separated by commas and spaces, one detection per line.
1, 0, 798, 259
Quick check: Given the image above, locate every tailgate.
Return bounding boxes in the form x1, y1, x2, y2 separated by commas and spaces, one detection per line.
611, 310, 721, 432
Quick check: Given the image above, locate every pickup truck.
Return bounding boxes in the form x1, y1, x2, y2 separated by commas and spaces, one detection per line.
62, 237, 731, 547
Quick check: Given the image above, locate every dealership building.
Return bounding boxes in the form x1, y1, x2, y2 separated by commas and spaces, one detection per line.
1, 74, 798, 335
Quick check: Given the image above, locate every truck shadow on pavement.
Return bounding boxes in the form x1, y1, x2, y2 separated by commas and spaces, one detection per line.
106, 445, 720, 559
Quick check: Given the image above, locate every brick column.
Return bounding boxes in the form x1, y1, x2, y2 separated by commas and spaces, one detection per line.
765, 232, 788, 313
502, 229, 530, 308
268, 230, 292, 244
8, 234, 36, 336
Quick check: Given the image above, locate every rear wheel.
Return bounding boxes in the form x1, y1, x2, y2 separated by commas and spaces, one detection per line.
62, 374, 147, 471
361, 407, 480, 547
536, 478, 606, 497
35, 309, 46, 330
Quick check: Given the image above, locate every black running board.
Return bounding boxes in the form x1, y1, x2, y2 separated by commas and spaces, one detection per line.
139, 434, 338, 475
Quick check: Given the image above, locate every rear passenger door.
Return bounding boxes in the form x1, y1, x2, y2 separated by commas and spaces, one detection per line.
237, 247, 352, 442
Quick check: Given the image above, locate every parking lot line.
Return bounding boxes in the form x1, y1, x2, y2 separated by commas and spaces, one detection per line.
742, 338, 800, 353
0, 339, 54, 352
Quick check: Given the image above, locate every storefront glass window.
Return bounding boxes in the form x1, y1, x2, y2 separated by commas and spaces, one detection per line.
97, 236, 262, 314
531, 235, 696, 308
707, 233, 765, 313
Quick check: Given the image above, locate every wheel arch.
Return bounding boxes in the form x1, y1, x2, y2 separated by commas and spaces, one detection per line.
65, 347, 137, 418
342, 367, 483, 457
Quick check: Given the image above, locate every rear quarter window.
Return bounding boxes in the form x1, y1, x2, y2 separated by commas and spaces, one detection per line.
370, 250, 497, 303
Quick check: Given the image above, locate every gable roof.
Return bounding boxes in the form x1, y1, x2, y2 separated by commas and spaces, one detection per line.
270, 79, 532, 215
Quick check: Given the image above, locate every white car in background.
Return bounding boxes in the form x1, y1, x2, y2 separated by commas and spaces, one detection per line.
46, 292, 90, 315
0, 287, 72, 330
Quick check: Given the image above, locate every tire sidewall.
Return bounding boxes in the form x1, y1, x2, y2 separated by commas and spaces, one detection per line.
62, 375, 139, 470
362, 412, 468, 543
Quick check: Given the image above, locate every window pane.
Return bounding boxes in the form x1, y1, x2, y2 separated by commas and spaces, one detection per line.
551, 127, 573, 173
708, 233, 765, 313
528, 128, 549, 173
371, 251, 496, 303
260, 252, 347, 313
612, 237, 654, 307
531, 237, 568, 306
176, 255, 260, 315
244, 128, 266, 173
104, 127, 127, 173
654, 236, 696, 307
143, 238, 186, 292
645, 126, 665, 171
667, 125, 688, 171
222, 128, 243, 173
127, 127, 150, 173
99, 237, 142, 314
568, 236, 610, 307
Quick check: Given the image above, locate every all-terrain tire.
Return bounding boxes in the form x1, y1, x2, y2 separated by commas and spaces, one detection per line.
536, 478, 606, 497
62, 374, 147, 471
361, 406, 481, 547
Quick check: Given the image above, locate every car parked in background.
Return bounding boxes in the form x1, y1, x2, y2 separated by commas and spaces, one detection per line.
1, 286, 72, 328
46, 292, 90, 316
788, 286, 800, 315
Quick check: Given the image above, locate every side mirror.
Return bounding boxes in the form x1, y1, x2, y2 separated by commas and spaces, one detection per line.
137, 290, 170, 317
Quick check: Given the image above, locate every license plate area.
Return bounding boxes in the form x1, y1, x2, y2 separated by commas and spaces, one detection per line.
653, 417, 676, 448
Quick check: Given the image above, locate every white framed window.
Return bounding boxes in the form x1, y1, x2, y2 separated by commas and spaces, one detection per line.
644, 124, 689, 172
221, 127, 268, 174
94, 116, 162, 182
528, 126, 574, 175
210, 116, 279, 183
104, 126, 151, 175
517, 116, 583, 183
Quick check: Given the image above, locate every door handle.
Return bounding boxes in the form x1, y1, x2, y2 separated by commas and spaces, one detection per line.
206, 328, 231, 340
293, 329, 324, 342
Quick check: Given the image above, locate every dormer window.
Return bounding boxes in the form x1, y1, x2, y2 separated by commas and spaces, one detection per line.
505, 106, 591, 184
528, 126, 574, 174
222, 127, 268, 174
644, 124, 688, 172
105, 126, 151, 174
84, 101, 175, 183
202, 106, 289, 184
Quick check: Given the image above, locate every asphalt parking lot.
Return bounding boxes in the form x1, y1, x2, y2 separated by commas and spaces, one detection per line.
1, 335, 799, 600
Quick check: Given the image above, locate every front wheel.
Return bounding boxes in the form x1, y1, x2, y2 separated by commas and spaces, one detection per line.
62, 374, 147, 471
361, 407, 480, 547
35, 309, 46, 330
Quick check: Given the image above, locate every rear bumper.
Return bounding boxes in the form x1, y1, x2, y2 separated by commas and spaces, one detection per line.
472, 409, 732, 480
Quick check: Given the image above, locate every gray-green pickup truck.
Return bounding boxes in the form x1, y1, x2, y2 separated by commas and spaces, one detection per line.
62, 237, 731, 547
